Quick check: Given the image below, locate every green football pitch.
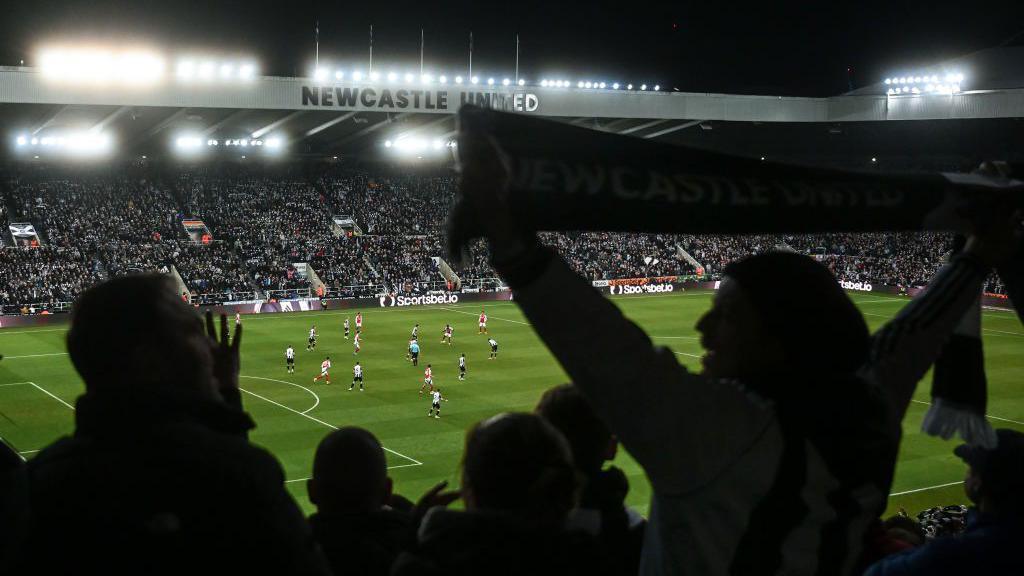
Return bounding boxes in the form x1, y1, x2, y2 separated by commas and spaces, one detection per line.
1, 291, 1022, 517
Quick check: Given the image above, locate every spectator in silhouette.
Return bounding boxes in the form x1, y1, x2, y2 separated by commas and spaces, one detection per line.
536, 384, 644, 574
306, 427, 411, 576
456, 134, 1015, 575
0, 440, 29, 567
16, 274, 329, 576
393, 412, 602, 575
865, 428, 1024, 575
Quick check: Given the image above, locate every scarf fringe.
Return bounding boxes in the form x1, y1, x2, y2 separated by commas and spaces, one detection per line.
921, 398, 997, 449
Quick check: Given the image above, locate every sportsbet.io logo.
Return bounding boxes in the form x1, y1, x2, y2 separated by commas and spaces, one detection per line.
379, 293, 460, 307
839, 280, 874, 292
609, 284, 675, 295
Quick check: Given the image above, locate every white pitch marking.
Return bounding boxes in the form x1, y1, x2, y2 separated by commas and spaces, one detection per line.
673, 351, 702, 359
439, 307, 528, 325
0, 382, 32, 387
238, 387, 422, 466
0, 328, 69, 335
890, 480, 964, 497
240, 375, 320, 414
28, 382, 75, 410
3, 352, 69, 359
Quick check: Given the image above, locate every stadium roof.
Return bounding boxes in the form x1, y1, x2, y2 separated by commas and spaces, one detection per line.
1, 60, 1023, 161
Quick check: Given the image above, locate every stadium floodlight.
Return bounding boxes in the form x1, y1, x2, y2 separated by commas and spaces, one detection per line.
16, 135, 27, 146
314, 68, 328, 81
598, 82, 606, 89
335, 70, 344, 80
471, 76, 479, 84
432, 138, 443, 150
455, 75, 464, 84
640, 84, 647, 90
612, 82, 619, 89
177, 60, 196, 80
388, 72, 398, 82
584, 81, 592, 88
577, 81, 584, 88
871, 157, 877, 162
370, 71, 381, 81
240, 139, 248, 147
487, 77, 495, 85
502, 78, 510, 86
518, 79, 525, 86
207, 139, 218, 146
31, 137, 38, 145
239, 63, 255, 80
219, 64, 233, 78
439, 75, 447, 84
199, 61, 216, 80
884, 78, 891, 84
265, 137, 282, 149
405, 73, 415, 83
352, 70, 363, 81
540, 79, 548, 87
627, 83, 633, 90
422, 74, 433, 84
653, 84, 660, 91
175, 135, 203, 152
384, 140, 392, 148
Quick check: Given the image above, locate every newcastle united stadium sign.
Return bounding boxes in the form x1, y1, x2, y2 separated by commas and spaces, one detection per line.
301, 86, 539, 113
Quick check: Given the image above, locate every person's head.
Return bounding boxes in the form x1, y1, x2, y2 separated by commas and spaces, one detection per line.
427, 363, 431, 368
461, 413, 577, 522
956, 429, 1024, 514
355, 361, 360, 366
326, 356, 330, 361
308, 427, 392, 515
67, 274, 216, 397
535, 384, 615, 476
696, 252, 868, 381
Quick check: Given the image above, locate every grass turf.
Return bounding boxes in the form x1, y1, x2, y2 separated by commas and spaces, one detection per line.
0, 291, 1021, 518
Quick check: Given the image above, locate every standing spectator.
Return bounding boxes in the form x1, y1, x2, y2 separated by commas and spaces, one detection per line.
15, 274, 329, 576
457, 137, 1003, 575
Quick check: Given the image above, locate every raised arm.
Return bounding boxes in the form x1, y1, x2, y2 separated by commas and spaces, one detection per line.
497, 247, 774, 493
865, 252, 990, 422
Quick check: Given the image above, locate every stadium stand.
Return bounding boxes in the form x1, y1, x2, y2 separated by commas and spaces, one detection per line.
0, 164, 1010, 312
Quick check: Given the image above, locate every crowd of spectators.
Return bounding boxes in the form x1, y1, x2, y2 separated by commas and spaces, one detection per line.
0, 167, 1014, 311
0, 246, 101, 311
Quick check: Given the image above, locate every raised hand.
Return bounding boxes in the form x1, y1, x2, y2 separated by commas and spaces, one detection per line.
206, 311, 242, 406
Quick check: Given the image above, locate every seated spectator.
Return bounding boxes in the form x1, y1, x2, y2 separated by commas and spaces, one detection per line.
536, 384, 644, 574
306, 427, 411, 576
865, 429, 1024, 576
392, 413, 602, 576
15, 274, 328, 575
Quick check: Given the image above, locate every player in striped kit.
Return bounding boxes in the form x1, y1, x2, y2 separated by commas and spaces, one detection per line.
427, 388, 447, 419
350, 362, 364, 391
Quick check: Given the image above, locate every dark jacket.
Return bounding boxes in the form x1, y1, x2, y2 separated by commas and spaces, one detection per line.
16, 386, 329, 576
865, 510, 1024, 576
392, 508, 606, 576
310, 508, 412, 576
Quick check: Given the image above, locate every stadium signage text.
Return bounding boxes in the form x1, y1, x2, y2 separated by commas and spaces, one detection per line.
609, 283, 675, 295
301, 86, 539, 112
378, 293, 460, 307
507, 158, 908, 209
839, 280, 874, 292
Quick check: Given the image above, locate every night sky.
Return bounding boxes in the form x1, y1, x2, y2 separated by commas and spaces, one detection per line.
1, 0, 1022, 96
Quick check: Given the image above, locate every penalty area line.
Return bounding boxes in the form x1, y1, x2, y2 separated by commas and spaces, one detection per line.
238, 387, 422, 467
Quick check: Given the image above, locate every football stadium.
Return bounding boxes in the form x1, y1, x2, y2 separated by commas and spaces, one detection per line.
1, 7, 1023, 575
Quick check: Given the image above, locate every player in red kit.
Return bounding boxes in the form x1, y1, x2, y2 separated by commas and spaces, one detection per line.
355, 312, 363, 332
478, 310, 488, 334
419, 364, 434, 394
312, 356, 332, 384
